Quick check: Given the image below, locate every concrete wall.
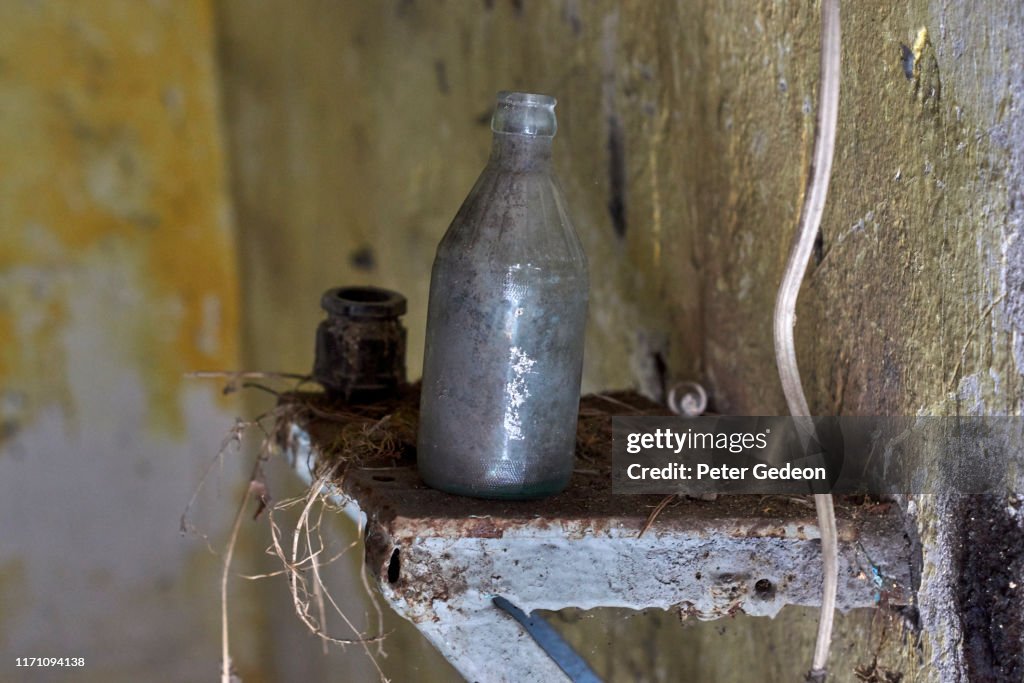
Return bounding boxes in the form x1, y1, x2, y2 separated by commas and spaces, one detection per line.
0, 1, 264, 680
216, 0, 1022, 680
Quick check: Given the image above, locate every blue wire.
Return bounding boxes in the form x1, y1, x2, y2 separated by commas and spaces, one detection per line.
492, 596, 603, 683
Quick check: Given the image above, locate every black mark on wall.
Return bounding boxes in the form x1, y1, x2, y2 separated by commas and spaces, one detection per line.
601, 11, 625, 238
434, 59, 449, 95
607, 114, 627, 238
652, 351, 668, 402
561, 1, 582, 36
955, 494, 1024, 682
349, 245, 376, 271
900, 44, 914, 80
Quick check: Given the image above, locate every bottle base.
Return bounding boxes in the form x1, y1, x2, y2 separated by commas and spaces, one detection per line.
418, 467, 570, 501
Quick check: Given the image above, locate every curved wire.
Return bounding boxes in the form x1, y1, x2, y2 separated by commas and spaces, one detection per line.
771, 0, 841, 678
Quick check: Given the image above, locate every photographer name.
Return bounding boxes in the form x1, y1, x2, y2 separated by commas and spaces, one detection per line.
625, 462, 827, 482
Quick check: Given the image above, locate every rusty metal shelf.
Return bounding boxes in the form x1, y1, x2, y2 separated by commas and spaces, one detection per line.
282, 393, 914, 682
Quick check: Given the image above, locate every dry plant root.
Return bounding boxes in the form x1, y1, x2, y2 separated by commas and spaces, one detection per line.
182, 374, 396, 683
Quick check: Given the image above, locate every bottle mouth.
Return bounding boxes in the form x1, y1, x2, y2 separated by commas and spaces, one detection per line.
491, 91, 557, 137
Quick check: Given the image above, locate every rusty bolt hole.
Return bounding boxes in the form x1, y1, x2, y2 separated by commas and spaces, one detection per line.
754, 578, 775, 599
387, 548, 401, 584
372, 475, 396, 483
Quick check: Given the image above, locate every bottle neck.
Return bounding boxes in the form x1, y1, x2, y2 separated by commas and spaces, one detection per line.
489, 133, 553, 171
488, 91, 556, 171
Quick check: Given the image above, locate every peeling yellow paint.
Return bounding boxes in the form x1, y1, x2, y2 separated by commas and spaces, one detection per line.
912, 26, 929, 76
917, 26, 933, 70
0, 0, 238, 432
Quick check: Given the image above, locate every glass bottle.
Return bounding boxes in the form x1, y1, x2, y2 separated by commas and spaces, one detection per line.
417, 91, 588, 500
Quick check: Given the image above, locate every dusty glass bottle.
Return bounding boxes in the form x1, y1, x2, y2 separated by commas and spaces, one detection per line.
417, 91, 588, 500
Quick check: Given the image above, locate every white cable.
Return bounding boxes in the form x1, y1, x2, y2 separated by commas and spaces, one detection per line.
771, 0, 841, 678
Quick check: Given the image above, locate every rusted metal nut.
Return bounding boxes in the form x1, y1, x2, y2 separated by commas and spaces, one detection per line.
313, 286, 407, 402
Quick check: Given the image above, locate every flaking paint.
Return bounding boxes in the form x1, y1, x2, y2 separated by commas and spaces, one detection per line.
0, 0, 239, 433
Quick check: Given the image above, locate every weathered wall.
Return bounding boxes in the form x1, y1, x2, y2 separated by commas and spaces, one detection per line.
216, 0, 1022, 680
0, 1, 262, 680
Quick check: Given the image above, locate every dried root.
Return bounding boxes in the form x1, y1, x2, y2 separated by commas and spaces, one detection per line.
183, 374, 401, 683
264, 466, 390, 682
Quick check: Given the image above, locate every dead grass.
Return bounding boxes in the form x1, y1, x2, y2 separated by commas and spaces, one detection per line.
183, 375, 403, 683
